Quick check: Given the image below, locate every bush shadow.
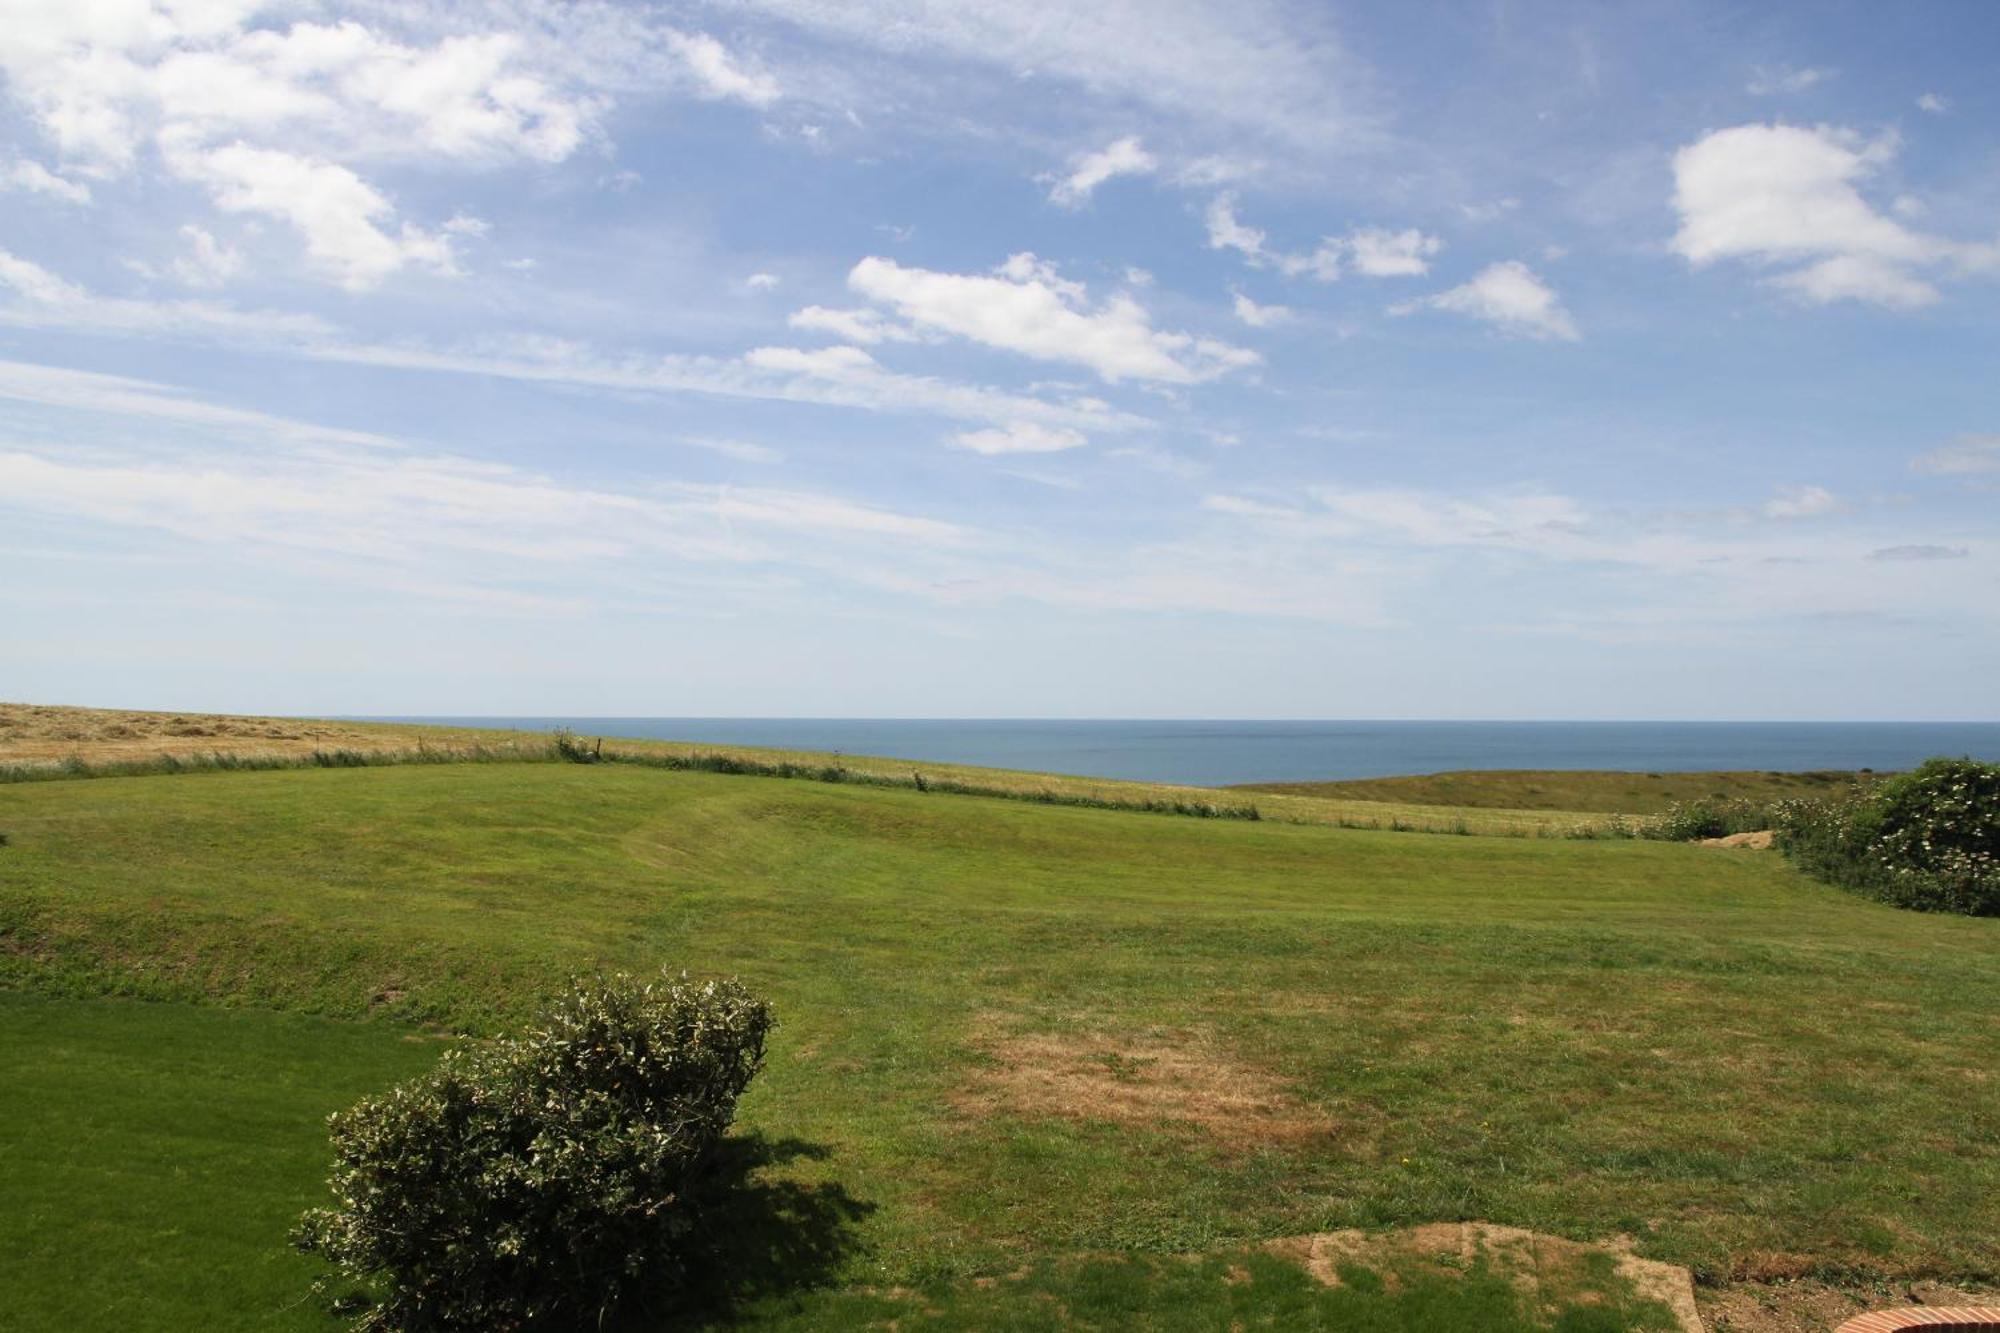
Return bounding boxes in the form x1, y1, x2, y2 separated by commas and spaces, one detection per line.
612, 1133, 874, 1330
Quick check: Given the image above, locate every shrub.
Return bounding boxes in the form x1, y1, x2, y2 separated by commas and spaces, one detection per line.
1559, 815, 1642, 840
1649, 797, 1777, 842
551, 729, 603, 764
1776, 758, 2000, 915
295, 972, 774, 1330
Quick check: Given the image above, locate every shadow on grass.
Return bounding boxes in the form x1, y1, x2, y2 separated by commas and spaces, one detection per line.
610, 1133, 875, 1330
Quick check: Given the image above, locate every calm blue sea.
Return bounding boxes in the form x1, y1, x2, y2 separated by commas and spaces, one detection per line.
369, 718, 2000, 788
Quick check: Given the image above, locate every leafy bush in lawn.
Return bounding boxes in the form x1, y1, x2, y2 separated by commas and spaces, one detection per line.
295, 972, 773, 1330
1776, 758, 2000, 916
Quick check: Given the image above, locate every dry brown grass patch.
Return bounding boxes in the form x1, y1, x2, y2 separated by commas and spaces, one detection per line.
954, 1021, 1331, 1148
1265, 1222, 1704, 1332
0, 702, 408, 763
1700, 1278, 2000, 1333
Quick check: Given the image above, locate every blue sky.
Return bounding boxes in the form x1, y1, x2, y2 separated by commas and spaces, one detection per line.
1, 0, 1995, 719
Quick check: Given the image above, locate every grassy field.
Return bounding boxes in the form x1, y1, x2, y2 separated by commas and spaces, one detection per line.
3, 760, 1997, 1329
1232, 769, 1874, 813
0, 702, 1616, 836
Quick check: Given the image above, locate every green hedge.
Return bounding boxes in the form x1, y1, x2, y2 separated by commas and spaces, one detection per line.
1776, 758, 2000, 916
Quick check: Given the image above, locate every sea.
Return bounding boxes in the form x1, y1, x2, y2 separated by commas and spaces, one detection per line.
372, 719, 2000, 788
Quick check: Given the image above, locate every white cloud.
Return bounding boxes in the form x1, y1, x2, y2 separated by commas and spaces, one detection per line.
1, 158, 91, 204
745, 271, 781, 290
948, 422, 1087, 455
787, 304, 926, 344
1917, 92, 1949, 114
846, 252, 1259, 384
1275, 242, 1344, 282
0, 12, 606, 172
1913, 434, 2000, 475
0, 4, 779, 287
168, 142, 455, 289
1046, 135, 1155, 208
663, 29, 780, 106
1231, 291, 1292, 327
1207, 196, 1437, 281
1344, 227, 1440, 277
1764, 485, 1838, 519
1670, 123, 1998, 309
1205, 193, 1268, 260
1396, 261, 1578, 340
1747, 65, 1836, 95
1207, 194, 1337, 277
169, 225, 243, 288
1766, 255, 1940, 310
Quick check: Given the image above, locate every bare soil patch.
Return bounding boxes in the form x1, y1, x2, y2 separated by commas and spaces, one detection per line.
955, 1023, 1332, 1148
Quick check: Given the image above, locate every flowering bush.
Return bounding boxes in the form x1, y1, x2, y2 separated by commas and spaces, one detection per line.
295, 972, 774, 1330
1777, 758, 1999, 916
1649, 797, 1778, 841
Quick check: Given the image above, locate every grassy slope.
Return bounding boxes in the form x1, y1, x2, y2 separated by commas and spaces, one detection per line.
1233, 769, 1873, 813
0, 701, 1606, 836
3, 763, 1997, 1327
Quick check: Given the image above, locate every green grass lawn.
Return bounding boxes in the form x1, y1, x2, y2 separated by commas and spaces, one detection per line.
0, 993, 438, 1331
3, 762, 1996, 1329
1232, 768, 1874, 813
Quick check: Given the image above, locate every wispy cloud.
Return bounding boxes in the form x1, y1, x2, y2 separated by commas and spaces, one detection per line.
726, 0, 1371, 146
1746, 64, 1836, 95
1393, 261, 1578, 340
1913, 434, 2000, 475
845, 253, 1259, 384
1046, 136, 1156, 208
0, 250, 1144, 436
1207, 195, 1439, 281
0, 359, 401, 451
0, 247, 331, 339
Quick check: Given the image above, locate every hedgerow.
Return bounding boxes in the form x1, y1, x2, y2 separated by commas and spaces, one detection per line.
1775, 757, 1999, 916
